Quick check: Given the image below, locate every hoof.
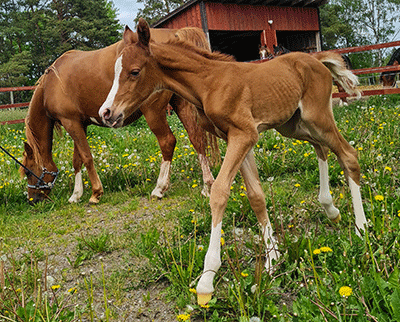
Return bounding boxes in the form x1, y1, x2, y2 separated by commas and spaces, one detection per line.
89, 196, 100, 204
197, 293, 212, 306
151, 188, 164, 200
331, 213, 341, 224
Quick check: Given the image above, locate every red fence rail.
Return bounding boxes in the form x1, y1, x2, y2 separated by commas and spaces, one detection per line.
0, 86, 35, 125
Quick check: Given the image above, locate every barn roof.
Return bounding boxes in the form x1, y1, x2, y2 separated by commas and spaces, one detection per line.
152, 0, 328, 27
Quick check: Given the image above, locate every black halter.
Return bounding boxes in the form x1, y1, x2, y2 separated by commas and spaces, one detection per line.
0, 144, 59, 190
27, 167, 59, 190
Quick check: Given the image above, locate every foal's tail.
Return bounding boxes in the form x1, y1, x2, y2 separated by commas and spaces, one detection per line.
314, 52, 361, 99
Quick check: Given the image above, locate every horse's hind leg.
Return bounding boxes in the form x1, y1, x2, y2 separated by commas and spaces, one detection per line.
299, 99, 367, 235
276, 111, 340, 222
170, 95, 215, 196
140, 92, 177, 199
68, 142, 84, 203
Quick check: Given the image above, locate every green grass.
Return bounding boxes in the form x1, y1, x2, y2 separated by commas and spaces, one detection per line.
0, 95, 399, 321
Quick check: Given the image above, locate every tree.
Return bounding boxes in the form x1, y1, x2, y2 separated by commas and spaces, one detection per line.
134, 0, 185, 26
320, 0, 400, 66
0, 0, 122, 86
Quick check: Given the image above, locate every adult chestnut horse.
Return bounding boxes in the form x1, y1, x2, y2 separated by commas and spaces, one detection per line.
21, 26, 216, 204
99, 19, 367, 305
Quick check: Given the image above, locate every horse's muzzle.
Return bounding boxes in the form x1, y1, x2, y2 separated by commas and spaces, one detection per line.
100, 108, 124, 128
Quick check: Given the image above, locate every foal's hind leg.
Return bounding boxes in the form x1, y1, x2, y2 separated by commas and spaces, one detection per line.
170, 95, 215, 197
276, 112, 340, 222
299, 100, 367, 235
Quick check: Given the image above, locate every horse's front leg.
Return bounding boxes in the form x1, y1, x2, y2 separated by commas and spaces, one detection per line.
68, 142, 84, 203
61, 119, 103, 203
141, 92, 176, 199
196, 129, 257, 305
171, 95, 215, 197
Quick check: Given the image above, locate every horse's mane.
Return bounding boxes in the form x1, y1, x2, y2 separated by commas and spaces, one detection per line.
20, 70, 63, 176
174, 27, 211, 51
159, 38, 236, 63
387, 47, 400, 65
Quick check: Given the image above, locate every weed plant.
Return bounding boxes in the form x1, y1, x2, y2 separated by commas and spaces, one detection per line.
0, 95, 399, 321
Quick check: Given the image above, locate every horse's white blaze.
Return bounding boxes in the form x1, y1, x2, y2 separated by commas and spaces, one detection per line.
348, 177, 367, 236
98, 55, 123, 117
68, 170, 83, 203
151, 159, 171, 199
318, 158, 340, 219
197, 222, 222, 295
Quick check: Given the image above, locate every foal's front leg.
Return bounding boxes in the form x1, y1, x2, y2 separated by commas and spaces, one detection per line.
196, 131, 256, 305
240, 149, 280, 272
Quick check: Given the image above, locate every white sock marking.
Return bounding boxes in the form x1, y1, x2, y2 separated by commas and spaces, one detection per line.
197, 222, 222, 295
151, 160, 171, 199
348, 177, 367, 236
68, 170, 83, 203
318, 158, 339, 219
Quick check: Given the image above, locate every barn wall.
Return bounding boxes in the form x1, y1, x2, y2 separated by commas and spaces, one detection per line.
156, 3, 203, 29
205, 3, 319, 31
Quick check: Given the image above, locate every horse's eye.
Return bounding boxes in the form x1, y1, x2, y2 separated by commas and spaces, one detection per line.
130, 69, 140, 77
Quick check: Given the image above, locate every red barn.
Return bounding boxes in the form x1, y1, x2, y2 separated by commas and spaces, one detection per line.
152, 0, 327, 61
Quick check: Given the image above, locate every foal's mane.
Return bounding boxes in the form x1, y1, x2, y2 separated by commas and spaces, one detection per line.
159, 38, 236, 63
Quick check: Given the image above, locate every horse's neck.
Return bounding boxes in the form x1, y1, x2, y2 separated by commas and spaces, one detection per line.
153, 44, 223, 106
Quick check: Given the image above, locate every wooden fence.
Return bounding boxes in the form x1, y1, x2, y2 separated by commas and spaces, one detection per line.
0, 86, 35, 125
2, 40, 400, 125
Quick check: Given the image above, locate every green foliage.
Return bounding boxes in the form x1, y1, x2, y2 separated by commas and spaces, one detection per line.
0, 0, 122, 87
134, 0, 185, 26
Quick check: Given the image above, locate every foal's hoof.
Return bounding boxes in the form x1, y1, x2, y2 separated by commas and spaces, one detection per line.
331, 213, 341, 224
89, 196, 100, 204
197, 293, 212, 306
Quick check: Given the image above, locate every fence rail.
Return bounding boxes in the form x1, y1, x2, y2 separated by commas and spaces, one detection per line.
0, 86, 35, 125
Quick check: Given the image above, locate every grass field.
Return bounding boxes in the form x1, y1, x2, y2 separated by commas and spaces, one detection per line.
0, 95, 399, 321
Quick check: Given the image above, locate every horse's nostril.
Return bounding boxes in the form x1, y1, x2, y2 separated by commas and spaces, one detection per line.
103, 108, 111, 120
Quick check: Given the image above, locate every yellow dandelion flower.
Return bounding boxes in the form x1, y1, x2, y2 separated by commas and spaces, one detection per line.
241, 272, 249, 277
189, 288, 197, 294
313, 249, 321, 255
294, 183, 300, 187
220, 237, 225, 246
384, 166, 392, 172
320, 247, 333, 253
51, 285, 61, 290
68, 287, 77, 294
374, 195, 384, 201
177, 313, 191, 321
339, 286, 353, 297
200, 304, 210, 309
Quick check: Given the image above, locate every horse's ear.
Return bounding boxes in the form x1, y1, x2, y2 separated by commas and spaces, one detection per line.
123, 25, 137, 45
137, 18, 151, 49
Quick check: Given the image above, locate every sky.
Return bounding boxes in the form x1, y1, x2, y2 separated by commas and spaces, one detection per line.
111, 0, 144, 29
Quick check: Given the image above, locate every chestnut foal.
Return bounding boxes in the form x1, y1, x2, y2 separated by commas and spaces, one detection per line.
99, 19, 366, 305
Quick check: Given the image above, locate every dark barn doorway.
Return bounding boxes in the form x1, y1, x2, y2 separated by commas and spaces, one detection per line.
208, 30, 262, 62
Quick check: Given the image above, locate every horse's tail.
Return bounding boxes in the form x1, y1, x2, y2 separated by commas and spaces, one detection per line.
314, 52, 361, 99
174, 28, 221, 165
